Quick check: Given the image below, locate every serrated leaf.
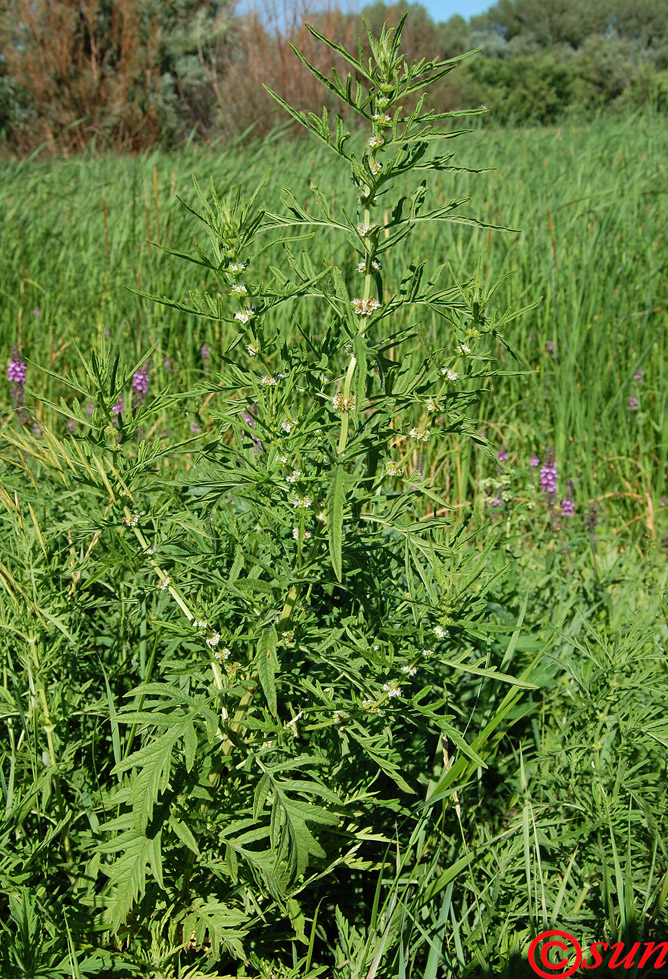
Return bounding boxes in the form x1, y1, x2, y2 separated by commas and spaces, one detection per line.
328, 465, 347, 582
256, 625, 279, 715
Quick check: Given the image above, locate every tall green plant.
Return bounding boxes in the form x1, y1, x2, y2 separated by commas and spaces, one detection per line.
0, 17, 538, 975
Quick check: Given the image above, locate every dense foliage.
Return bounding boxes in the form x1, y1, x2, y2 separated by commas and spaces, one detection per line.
1, 15, 667, 979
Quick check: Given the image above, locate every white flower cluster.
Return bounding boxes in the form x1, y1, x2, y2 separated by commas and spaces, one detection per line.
333, 710, 349, 727
385, 460, 402, 476
422, 648, 435, 657
231, 283, 248, 295
292, 527, 312, 540
285, 469, 302, 483
372, 112, 392, 126
368, 135, 384, 149
370, 160, 382, 175
281, 418, 293, 433
409, 427, 430, 443
247, 342, 259, 357
426, 398, 438, 412
351, 297, 381, 316
457, 342, 471, 355
357, 260, 382, 274
356, 222, 377, 237
261, 375, 277, 386
123, 513, 139, 527
401, 664, 417, 677
441, 367, 459, 381
382, 680, 402, 698
227, 262, 246, 274
158, 577, 171, 591
292, 495, 312, 509
332, 393, 355, 413
434, 625, 447, 639
234, 308, 254, 324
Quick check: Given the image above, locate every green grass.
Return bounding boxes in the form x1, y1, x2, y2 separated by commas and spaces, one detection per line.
2, 113, 666, 536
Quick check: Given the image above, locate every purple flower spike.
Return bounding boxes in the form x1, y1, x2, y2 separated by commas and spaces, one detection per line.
497, 447, 508, 462
8, 356, 27, 386
200, 344, 210, 361
190, 420, 201, 434
529, 455, 540, 467
628, 396, 639, 412
633, 368, 645, 382
111, 396, 124, 415
132, 363, 150, 401
85, 403, 94, 415
540, 449, 558, 496
561, 497, 575, 516
491, 496, 503, 507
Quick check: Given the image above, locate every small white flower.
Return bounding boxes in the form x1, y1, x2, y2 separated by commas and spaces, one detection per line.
234, 309, 254, 324
206, 632, 221, 647
382, 680, 402, 698
434, 625, 447, 639
358, 259, 382, 273
261, 740, 275, 750
278, 454, 288, 465
292, 495, 312, 509
351, 297, 381, 316
368, 135, 384, 149
247, 342, 259, 357
372, 112, 391, 126
457, 342, 471, 355
292, 527, 312, 540
261, 374, 277, 386
286, 469, 302, 483
362, 698, 378, 712
356, 222, 377, 237
158, 577, 171, 591
280, 418, 293, 433
401, 664, 417, 676
227, 262, 246, 274
332, 393, 355, 413
123, 513, 139, 527
193, 619, 208, 630
441, 367, 459, 381
422, 648, 435, 657
232, 283, 248, 295
409, 427, 430, 443
370, 160, 383, 175
426, 398, 438, 412
385, 460, 402, 476
145, 544, 157, 555
282, 630, 294, 642
215, 646, 232, 661
375, 95, 390, 109
316, 509, 327, 524
333, 710, 349, 727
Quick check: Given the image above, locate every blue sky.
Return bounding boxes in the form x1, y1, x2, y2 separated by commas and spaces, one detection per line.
419, 0, 492, 22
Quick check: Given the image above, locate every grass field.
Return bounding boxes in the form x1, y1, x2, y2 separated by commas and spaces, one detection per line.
1, 109, 667, 977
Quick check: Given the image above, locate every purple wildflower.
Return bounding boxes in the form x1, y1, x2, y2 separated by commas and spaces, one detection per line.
32, 422, 43, 439
628, 396, 639, 412
561, 497, 575, 516
67, 419, 77, 433
85, 403, 94, 415
163, 357, 173, 370
132, 362, 150, 404
409, 468, 423, 491
491, 496, 503, 507
633, 368, 645, 382
190, 420, 201, 434
111, 396, 124, 415
33, 307, 41, 318
8, 355, 27, 386
497, 447, 508, 462
540, 449, 558, 497
529, 455, 540, 467
200, 344, 210, 361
